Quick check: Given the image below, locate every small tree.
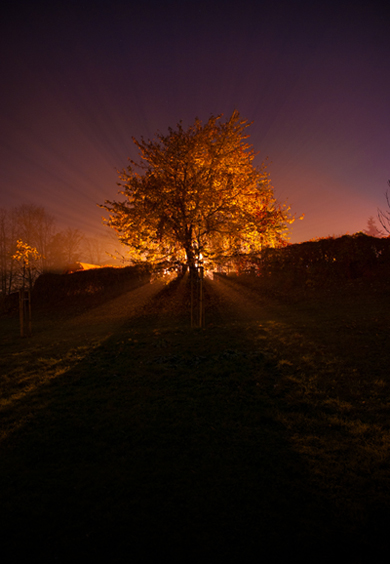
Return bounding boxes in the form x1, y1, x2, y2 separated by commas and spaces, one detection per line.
101, 111, 295, 271
12, 240, 43, 291
12, 204, 55, 272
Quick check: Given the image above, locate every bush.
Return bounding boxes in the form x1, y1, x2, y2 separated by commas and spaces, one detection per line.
32, 265, 151, 307
229, 234, 390, 299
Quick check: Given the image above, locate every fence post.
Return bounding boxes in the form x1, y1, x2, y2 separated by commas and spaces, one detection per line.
19, 289, 31, 337
19, 289, 24, 337
199, 265, 204, 328
190, 267, 194, 328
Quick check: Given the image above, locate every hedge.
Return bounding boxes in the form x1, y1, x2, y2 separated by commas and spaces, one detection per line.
32, 265, 151, 304
235, 233, 390, 290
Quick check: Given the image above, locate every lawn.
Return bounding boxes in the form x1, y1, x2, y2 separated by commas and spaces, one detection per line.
0, 274, 389, 561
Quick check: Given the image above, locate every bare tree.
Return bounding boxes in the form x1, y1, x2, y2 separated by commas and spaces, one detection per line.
0, 207, 18, 294
378, 181, 390, 235
0, 203, 90, 289
46, 228, 84, 271
83, 237, 108, 265
12, 204, 56, 271
363, 216, 383, 237
0, 204, 84, 291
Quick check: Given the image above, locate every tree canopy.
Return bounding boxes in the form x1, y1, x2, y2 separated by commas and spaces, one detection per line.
101, 111, 295, 270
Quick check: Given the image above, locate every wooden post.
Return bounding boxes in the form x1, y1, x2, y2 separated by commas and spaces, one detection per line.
189, 263, 205, 329
19, 289, 24, 337
190, 267, 194, 328
19, 289, 31, 337
199, 265, 204, 328
27, 290, 32, 336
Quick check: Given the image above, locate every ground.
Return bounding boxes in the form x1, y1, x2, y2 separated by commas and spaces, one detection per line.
0, 273, 389, 561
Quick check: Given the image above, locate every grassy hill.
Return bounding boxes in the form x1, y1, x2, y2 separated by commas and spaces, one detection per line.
0, 273, 389, 561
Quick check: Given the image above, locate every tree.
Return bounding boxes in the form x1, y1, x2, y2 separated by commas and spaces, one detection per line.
101, 111, 295, 271
83, 236, 108, 265
0, 204, 88, 292
47, 228, 84, 271
363, 216, 383, 238
12, 204, 55, 272
378, 181, 390, 235
12, 239, 43, 291
0, 208, 13, 294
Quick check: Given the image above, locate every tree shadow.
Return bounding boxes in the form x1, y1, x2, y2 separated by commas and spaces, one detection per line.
0, 298, 385, 562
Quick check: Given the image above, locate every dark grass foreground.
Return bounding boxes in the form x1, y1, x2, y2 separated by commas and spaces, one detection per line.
1, 275, 389, 561
0, 326, 335, 561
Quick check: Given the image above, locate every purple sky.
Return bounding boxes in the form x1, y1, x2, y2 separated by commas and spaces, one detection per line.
1, 0, 389, 243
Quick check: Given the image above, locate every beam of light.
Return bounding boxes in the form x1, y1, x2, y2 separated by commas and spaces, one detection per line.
1, 1, 389, 247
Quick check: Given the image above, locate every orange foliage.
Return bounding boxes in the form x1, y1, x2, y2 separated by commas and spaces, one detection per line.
101, 111, 295, 269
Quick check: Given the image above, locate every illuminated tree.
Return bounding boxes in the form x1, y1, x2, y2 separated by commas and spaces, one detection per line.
101, 111, 295, 270
12, 204, 55, 272
0, 204, 90, 293
12, 239, 43, 291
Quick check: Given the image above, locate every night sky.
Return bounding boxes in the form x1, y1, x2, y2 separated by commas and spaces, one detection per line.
1, 0, 389, 244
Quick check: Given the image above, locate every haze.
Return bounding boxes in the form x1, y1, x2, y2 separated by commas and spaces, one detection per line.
1, 0, 389, 244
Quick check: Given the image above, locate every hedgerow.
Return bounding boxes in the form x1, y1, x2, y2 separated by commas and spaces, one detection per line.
32, 265, 151, 306
233, 233, 390, 295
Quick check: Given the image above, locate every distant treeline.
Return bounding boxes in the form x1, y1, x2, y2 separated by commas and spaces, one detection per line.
0, 203, 125, 295
0, 204, 85, 294
236, 233, 390, 291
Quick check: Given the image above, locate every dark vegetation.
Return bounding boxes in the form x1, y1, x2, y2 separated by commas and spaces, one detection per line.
0, 265, 151, 316
1, 234, 389, 561
235, 233, 390, 302
32, 265, 151, 311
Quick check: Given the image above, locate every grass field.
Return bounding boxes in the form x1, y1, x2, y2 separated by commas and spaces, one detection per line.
0, 273, 389, 561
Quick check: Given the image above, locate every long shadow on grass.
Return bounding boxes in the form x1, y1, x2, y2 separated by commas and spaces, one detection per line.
0, 298, 378, 562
